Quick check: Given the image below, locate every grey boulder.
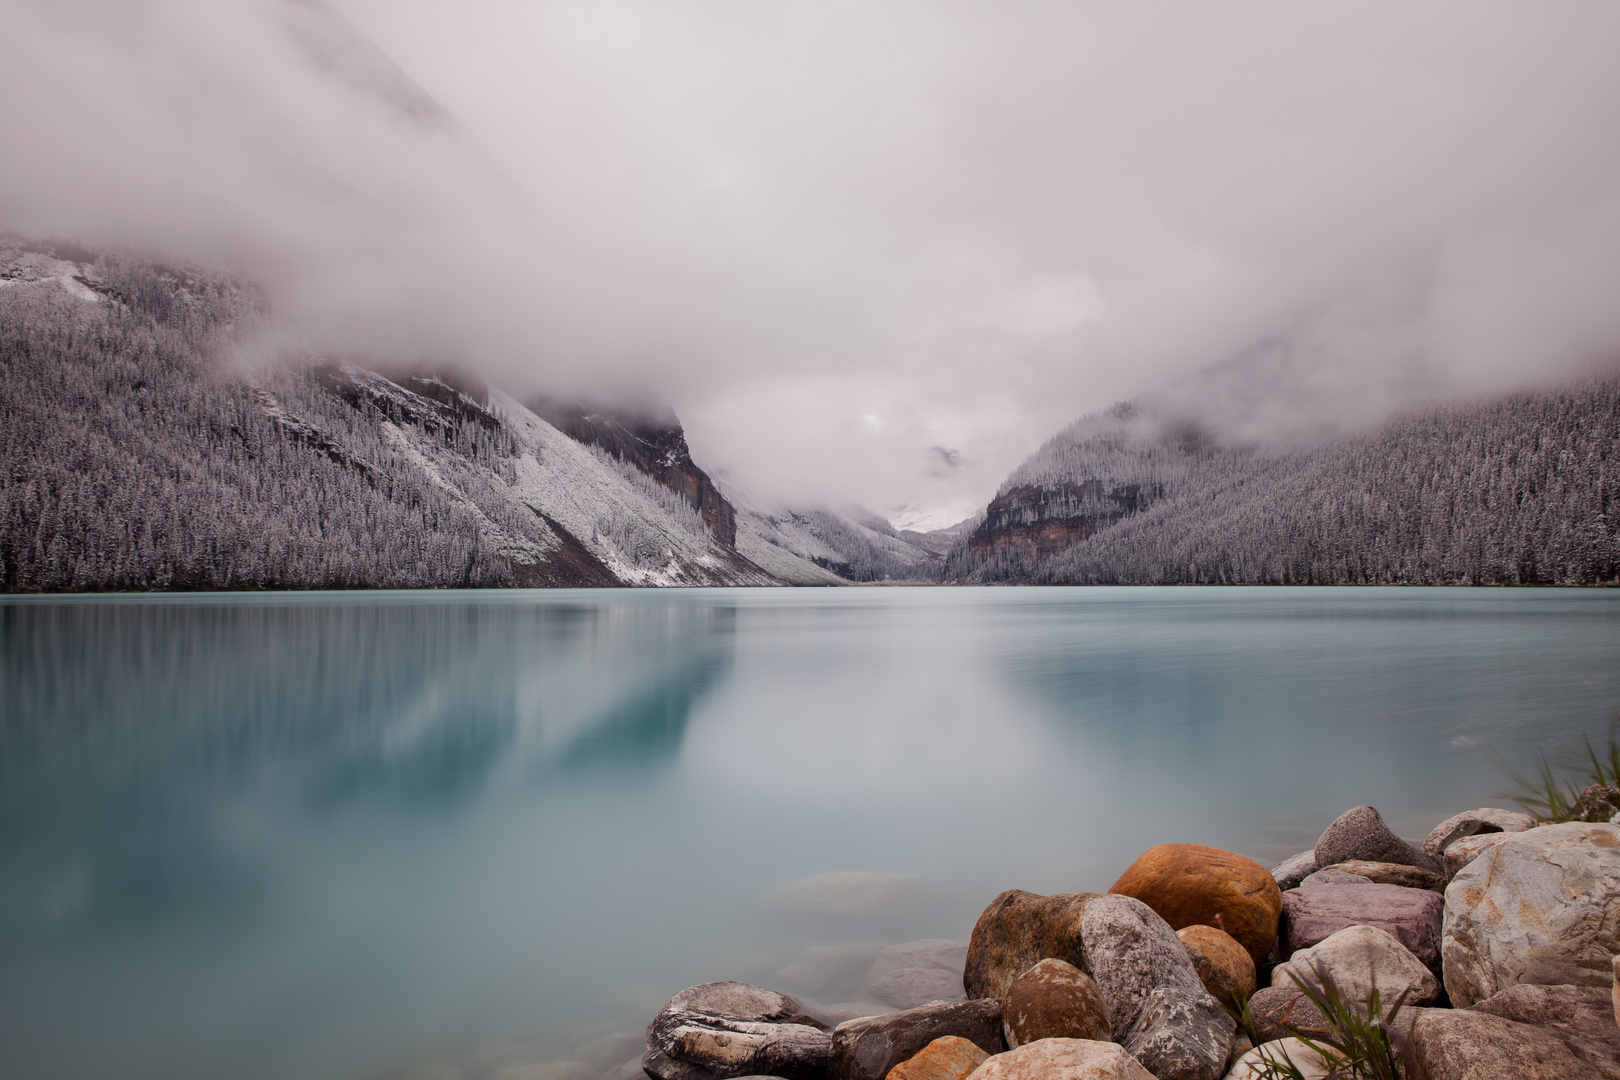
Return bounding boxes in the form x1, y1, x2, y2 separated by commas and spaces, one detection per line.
1314, 805, 1443, 877
1297, 869, 1372, 888
1442, 821, 1620, 1007
1422, 807, 1539, 857
644, 983, 831, 1080
1407, 984, 1620, 1079
1280, 883, 1445, 972
1077, 893, 1209, 1039
1270, 924, 1441, 1009
1269, 851, 1317, 892
826, 999, 1003, 1080
1119, 985, 1233, 1080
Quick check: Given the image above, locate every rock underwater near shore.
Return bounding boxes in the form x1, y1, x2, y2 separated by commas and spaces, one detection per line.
630, 801, 1620, 1080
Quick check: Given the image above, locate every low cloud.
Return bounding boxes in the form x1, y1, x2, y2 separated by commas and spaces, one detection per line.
6, 0, 1620, 520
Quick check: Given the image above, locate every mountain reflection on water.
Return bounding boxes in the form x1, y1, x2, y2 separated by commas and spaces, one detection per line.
1, 588, 1617, 1080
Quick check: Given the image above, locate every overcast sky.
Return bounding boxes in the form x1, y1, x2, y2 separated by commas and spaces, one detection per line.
6, 1, 1620, 527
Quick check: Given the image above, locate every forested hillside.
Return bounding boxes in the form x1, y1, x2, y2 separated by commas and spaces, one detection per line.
946, 376, 1620, 585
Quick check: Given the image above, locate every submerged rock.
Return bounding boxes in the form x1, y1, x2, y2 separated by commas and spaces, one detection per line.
1175, 925, 1256, 1011
827, 999, 1003, 1080
1280, 883, 1444, 971
868, 969, 965, 1011
1108, 843, 1282, 966
1000, 958, 1110, 1048
1442, 821, 1620, 1007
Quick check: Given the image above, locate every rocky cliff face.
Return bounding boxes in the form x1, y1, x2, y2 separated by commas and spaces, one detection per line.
962, 481, 1153, 571
528, 397, 739, 548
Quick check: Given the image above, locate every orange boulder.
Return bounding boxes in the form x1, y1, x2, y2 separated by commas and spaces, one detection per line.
1109, 843, 1282, 965
1176, 924, 1257, 1010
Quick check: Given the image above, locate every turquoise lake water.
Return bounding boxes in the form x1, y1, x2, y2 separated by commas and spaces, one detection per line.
2, 587, 1618, 1080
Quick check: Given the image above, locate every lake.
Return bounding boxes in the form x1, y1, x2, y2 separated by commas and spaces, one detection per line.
2, 587, 1618, 1080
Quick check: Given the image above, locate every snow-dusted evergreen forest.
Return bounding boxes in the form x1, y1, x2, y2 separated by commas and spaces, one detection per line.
946, 376, 1620, 585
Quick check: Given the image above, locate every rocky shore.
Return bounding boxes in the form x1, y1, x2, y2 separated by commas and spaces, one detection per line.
633, 800, 1620, 1080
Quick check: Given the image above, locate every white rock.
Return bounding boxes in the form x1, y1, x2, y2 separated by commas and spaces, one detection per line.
1223, 1038, 1344, 1080
1270, 924, 1440, 1008
967, 1039, 1156, 1080
1442, 831, 1514, 879
1423, 808, 1539, 857
1442, 821, 1620, 1007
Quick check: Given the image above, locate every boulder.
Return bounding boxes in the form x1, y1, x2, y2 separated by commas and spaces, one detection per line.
1269, 925, 1441, 1009
869, 942, 970, 982
964, 1040, 1155, 1080
1001, 959, 1110, 1048
1269, 851, 1317, 892
1442, 821, 1620, 1007
1422, 807, 1539, 857
883, 1037, 988, 1080
828, 1000, 1004, 1080
1297, 869, 1372, 888
1280, 883, 1444, 972
1315, 860, 1445, 893
1176, 925, 1256, 1011
1222, 1038, 1344, 1080
1441, 831, 1512, 879
1407, 985, 1620, 1079
1573, 784, 1620, 822
1078, 893, 1211, 1038
1314, 806, 1443, 877
1245, 986, 1336, 1046
1109, 844, 1283, 966
997, 958, 1114, 1049
868, 970, 966, 1011
1615, 954, 1620, 1029
644, 983, 831, 1080
1120, 985, 1234, 1080
963, 891, 1096, 1002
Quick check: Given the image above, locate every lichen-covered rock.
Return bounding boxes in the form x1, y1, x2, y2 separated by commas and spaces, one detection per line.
1298, 869, 1372, 888
1109, 844, 1283, 966
1078, 893, 1209, 1038
1222, 1038, 1344, 1080
1572, 784, 1620, 822
1422, 807, 1539, 857
1245, 986, 1336, 1046
1269, 851, 1317, 892
1315, 860, 1445, 892
883, 1037, 988, 1080
1120, 985, 1234, 1080
1280, 883, 1444, 971
1176, 925, 1256, 1011
1407, 985, 1620, 1079
828, 1000, 1004, 1080
963, 891, 1097, 1002
1001, 959, 1110, 1048
644, 983, 831, 1080
1442, 821, 1620, 1007
1614, 955, 1620, 1029
1315, 806, 1443, 877
1270, 925, 1441, 1009
1441, 831, 1513, 879
965, 1040, 1154, 1080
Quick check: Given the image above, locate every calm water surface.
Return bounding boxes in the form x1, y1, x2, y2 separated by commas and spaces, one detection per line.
2, 587, 1618, 1080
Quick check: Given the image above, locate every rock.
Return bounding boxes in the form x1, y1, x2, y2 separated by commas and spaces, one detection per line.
964, 891, 1096, 1002
1441, 831, 1512, 879
1422, 807, 1539, 856
1270, 851, 1317, 892
964, 1040, 1155, 1080
868, 969, 966, 1010
1441, 821, 1620, 1007
493, 1066, 595, 1080
1245, 986, 1336, 1046
1406, 986, 1620, 1079
779, 945, 886, 1001
1120, 985, 1234, 1080
1176, 925, 1257, 1011
869, 942, 970, 982
1297, 869, 1373, 888
1615, 954, 1620, 1029
1280, 883, 1444, 972
574, 1034, 645, 1071
1572, 784, 1620, 823
828, 1000, 1004, 1080
1224, 1034, 1252, 1071
1078, 893, 1210, 1038
1109, 844, 1283, 966
1000, 958, 1111, 1048
1270, 924, 1441, 1009
1316, 860, 1446, 892
883, 1037, 988, 1080
1222, 1038, 1344, 1080
644, 982, 832, 1080
1314, 805, 1443, 877
466, 1047, 548, 1080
